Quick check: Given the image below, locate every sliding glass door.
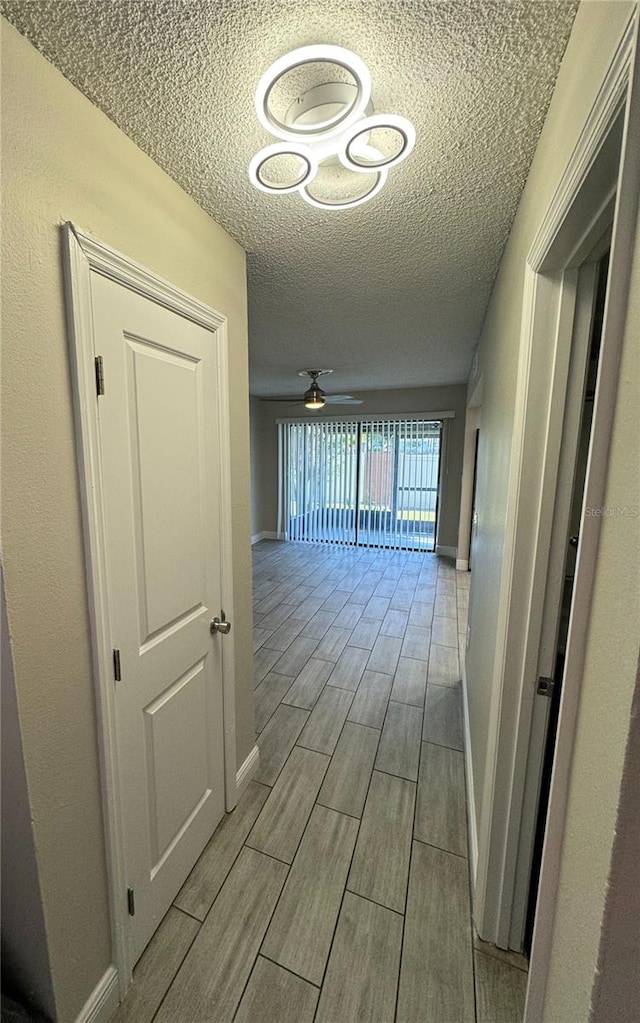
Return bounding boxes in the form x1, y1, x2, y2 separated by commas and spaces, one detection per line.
279, 418, 442, 552
358, 420, 441, 550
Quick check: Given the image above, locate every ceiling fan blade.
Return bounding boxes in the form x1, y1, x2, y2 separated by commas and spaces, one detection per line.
259, 397, 306, 402
324, 395, 364, 404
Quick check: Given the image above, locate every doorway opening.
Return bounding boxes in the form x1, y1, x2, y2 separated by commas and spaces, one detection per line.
523, 252, 609, 953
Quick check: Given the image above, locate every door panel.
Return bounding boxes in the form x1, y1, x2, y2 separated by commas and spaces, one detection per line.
127, 337, 206, 639
91, 271, 225, 964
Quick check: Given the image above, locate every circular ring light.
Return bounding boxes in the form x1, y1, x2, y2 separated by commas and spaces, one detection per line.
300, 165, 388, 211
248, 142, 317, 194
255, 44, 372, 142
339, 113, 416, 172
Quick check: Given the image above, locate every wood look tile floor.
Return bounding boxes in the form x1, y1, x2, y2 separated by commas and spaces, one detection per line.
112, 541, 528, 1023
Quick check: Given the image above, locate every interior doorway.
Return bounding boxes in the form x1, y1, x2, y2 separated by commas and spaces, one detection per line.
523, 253, 609, 953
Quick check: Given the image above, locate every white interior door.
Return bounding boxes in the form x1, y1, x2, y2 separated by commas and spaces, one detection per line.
91, 271, 226, 964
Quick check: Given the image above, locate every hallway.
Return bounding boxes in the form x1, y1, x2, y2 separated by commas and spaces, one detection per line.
113, 540, 527, 1023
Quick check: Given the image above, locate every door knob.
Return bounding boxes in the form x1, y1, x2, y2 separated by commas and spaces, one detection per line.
210, 611, 231, 635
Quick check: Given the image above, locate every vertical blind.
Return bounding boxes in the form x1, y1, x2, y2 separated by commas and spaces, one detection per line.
278, 418, 442, 551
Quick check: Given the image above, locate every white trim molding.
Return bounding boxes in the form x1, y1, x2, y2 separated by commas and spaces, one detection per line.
462, 665, 478, 886
73, 966, 119, 1023
236, 745, 260, 800
456, 559, 469, 572
435, 544, 457, 559
251, 531, 282, 544
62, 222, 238, 994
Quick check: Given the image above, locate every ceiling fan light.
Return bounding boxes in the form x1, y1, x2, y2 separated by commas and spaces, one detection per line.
305, 396, 326, 409
254, 45, 372, 142
248, 142, 317, 193
339, 113, 417, 172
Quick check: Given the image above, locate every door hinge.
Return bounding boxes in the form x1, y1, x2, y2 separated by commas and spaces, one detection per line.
95, 356, 105, 396
113, 648, 122, 682
537, 676, 556, 698
127, 887, 135, 916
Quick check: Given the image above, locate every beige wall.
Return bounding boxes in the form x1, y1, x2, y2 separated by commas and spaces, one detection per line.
1, 20, 253, 1023
251, 385, 467, 551
249, 395, 268, 537
463, 1, 638, 1018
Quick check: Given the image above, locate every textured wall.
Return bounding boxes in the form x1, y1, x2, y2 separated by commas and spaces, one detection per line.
1, 20, 251, 1022
462, 2, 639, 1019
252, 385, 467, 551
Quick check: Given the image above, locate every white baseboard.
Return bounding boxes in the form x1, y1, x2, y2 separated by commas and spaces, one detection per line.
236, 744, 260, 799
251, 531, 282, 545
461, 664, 478, 888
456, 558, 469, 571
436, 544, 457, 558
74, 965, 119, 1023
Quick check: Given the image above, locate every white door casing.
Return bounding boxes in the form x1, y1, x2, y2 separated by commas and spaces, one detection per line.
63, 224, 237, 991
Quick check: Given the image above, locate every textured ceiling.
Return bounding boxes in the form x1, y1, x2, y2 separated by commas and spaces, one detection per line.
2, 0, 579, 396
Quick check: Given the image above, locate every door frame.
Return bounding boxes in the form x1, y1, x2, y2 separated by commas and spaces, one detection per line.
472, 0, 638, 977
62, 223, 238, 994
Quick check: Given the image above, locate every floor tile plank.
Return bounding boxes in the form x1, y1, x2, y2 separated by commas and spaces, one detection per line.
315, 892, 403, 1023
397, 841, 475, 1023
290, 595, 326, 623
255, 704, 309, 786
432, 614, 459, 649
415, 741, 467, 857
474, 950, 528, 1023
297, 686, 354, 754
362, 595, 391, 620
367, 634, 403, 675
111, 907, 199, 1023
422, 683, 463, 750
427, 643, 460, 687
174, 781, 270, 920
262, 805, 358, 985
155, 848, 288, 1023
327, 644, 370, 690
300, 609, 337, 640
272, 636, 320, 677
348, 670, 393, 729
348, 770, 415, 913
247, 746, 330, 863
317, 721, 381, 818
234, 957, 319, 1023
313, 625, 352, 662
375, 701, 422, 782
281, 658, 333, 710
265, 616, 306, 652
408, 601, 434, 628
253, 645, 284, 688
379, 608, 409, 637
400, 624, 432, 660
254, 672, 297, 733
348, 617, 382, 650
391, 656, 428, 707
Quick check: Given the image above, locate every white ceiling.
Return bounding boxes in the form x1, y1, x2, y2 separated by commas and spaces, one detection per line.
2, 0, 578, 397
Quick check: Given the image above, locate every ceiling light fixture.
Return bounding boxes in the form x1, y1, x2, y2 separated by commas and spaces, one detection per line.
249, 44, 416, 210
304, 383, 326, 409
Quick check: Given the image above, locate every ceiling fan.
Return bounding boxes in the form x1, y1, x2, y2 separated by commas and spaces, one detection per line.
261, 370, 364, 410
